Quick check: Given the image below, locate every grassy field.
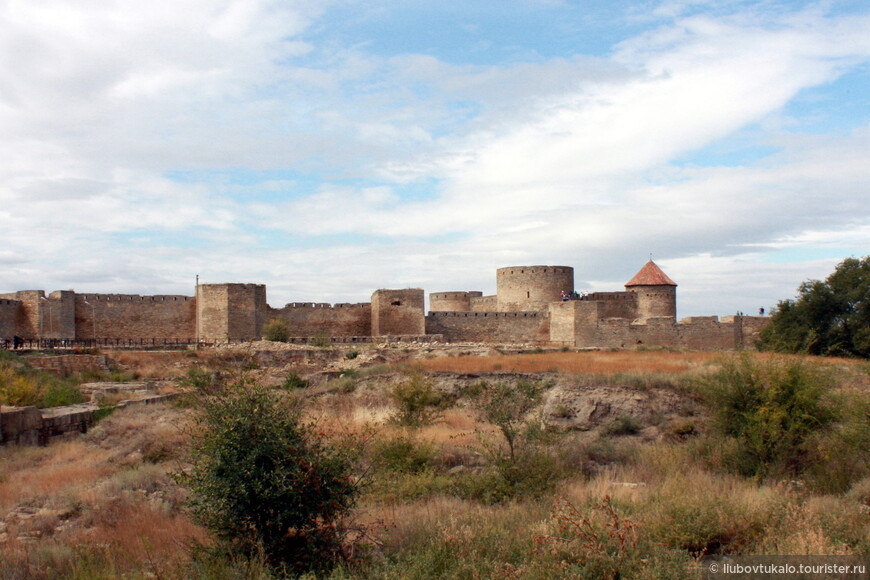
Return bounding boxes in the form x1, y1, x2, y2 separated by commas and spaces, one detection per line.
1, 347, 868, 578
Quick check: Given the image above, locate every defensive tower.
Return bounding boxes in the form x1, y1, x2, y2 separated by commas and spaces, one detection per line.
624, 260, 677, 320
496, 265, 573, 312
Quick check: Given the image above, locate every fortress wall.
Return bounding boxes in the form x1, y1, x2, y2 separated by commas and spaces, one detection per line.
196, 284, 267, 341
76, 294, 196, 340
470, 295, 497, 312
673, 317, 738, 350
197, 285, 228, 342
574, 316, 766, 350
0, 299, 25, 339
0, 291, 41, 338
372, 289, 425, 336
44, 291, 76, 340
496, 266, 573, 312
426, 311, 549, 343
549, 300, 605, 344
430, 291, 483, 312
227, 284, 268, 341
627, 286, 677, 320
735, 316, 769, 347
586, 292, 638, 319
271, 303, 371, 337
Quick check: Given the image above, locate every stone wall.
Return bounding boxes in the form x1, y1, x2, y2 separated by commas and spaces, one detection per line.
0, 406, 44, 446
551, 303, 769, 350
196, 284, 267, 342
76, 294, 196, 341
45, 291, 76, 340
496, 266, 574, 312
429, 291, 483, 312
587, 292, 638, 319
270, 303, 372, 337
25, 354, 110, 377
470, 295, 498, 312
627, 286, 677, 320
227, 284, 268, 341
0, 291, 41, 339
0, 299, 24, 340
426, 311, 550, 343
371, 289, 426, 336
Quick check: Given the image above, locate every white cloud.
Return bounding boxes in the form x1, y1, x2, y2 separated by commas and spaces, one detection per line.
0, 1, 868, 320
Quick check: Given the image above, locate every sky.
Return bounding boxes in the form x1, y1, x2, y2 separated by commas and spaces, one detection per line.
1, 0, 868, 318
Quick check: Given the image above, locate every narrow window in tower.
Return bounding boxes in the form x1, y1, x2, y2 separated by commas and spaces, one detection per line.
527, 291, 530, 298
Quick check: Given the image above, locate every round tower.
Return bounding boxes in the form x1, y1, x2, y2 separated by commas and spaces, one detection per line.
624, 260, 677, 320
430, 291, 483, 312
496, 265, 574, 312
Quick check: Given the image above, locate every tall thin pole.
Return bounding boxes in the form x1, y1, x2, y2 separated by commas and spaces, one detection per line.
195, 274, 200, 350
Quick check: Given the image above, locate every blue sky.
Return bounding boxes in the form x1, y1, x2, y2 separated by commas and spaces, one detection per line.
1, 0, 868, 317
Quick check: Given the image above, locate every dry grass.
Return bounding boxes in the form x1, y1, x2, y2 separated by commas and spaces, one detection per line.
0, 441, 115, 510
108, 350, 201, 379
417, 350, 719, 374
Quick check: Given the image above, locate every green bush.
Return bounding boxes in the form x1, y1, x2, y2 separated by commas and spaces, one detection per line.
603, 415, 642, 436
372, 435, 440, 474
280, 372, 308, 390
263, 319, 290, 342
179, 386, 358, 574
389, 372, 446, 428
701, 354, 837, 479
178, 366, 224, 395
470, 380, 543, 461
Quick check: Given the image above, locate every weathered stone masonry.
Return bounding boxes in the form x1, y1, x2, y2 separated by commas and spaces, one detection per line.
0, 260, 768, 350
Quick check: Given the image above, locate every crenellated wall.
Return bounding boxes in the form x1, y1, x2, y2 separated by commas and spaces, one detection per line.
426, 311, 550, 343
550, 301, 767, 350
0, 261, 769, 350
471, 295, 498, 312
270, 302, 371, 337
430, 291, 483, 312
76, 294, 196, 341
586, 292, 638, 319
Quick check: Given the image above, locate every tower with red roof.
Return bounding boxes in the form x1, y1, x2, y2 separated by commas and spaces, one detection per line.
624, 260, 677, 321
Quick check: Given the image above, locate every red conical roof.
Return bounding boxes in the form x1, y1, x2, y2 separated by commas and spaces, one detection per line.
625, 260, 677, 287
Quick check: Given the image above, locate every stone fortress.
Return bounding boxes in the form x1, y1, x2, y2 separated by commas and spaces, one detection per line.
0, 261, 768, 350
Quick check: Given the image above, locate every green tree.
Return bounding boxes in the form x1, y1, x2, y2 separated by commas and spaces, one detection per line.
703, 354, 837, 479
263, 318, 290, 342
471, 379, 543, 461
758, 256, 870, 357
180, 386, 357, 574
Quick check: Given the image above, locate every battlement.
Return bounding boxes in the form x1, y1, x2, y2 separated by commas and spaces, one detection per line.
429, 311, 544, 318
588, 292, 634, 301
430, 292, 483, 300
282, 302, 370, 309
77, 294, 191, 302
0, 260, 768, 351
